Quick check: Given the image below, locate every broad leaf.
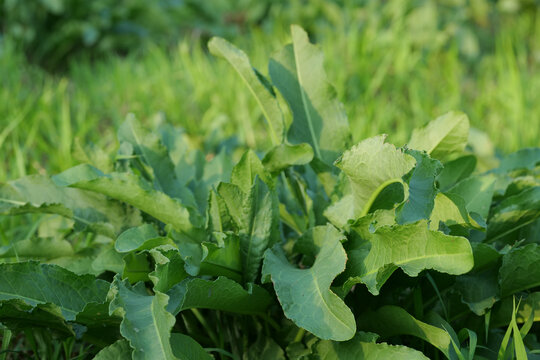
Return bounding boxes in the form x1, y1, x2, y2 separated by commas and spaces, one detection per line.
166, 276, 272, 315
357, 306, 452, 358
93, 339, 132, 360
487, 186, 540, 243
53, 164, 201, 234
269, 25, 350, 165
262, 229, 356, 341
345, 212, 474, 295
110, 276, 178, 360
209, 37, 284, 145
396, 150, 443, 224
497, 148, 540, 173
115, 224, 175, 253
325, 135, 415, 228
170, 333, 213, 360
408, 111, 470, 162
262, 143, 314, 173
0, 262, 109, 321
314, 334, 429, 359
447, 174, 496, 219
437, 155, 477, 191
499, 243, 540, 296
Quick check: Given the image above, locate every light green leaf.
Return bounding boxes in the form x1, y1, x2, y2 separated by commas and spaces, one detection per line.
499, 243, 540, 296
408, 111, 470, 162
0, 175, 137, 236
149, 249, 189, 293
115, 224, 175, 253
269, 25, 350, 165
262, 232, 356, 341
0, 262, 109, 321
447, 174, 496, 219
0, 237, 73, 259
396, 150, 443, 224
53, 164, 200, 234
430, 192, 481, 230
93, 339, 132, 360
357, 306, 452, 358
487, 186, 540, 243
110, 276, 178, 360
262, 143, 314, 173
166, 276, 272, 315
325, 135, 415, 228
314, 333, 429, 359
230, 150, 273, 193
209, 37, 284, 145
346, 212, 474, 295
170, 333, 213, 360
219, 178, 275, 283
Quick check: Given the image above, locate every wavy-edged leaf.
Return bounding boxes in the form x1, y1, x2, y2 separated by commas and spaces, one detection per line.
0, 262, 109, 321
166, 276, 272, 315
0, 175, 137, 236
396, 150, 443, 224
345, 212, 474, 295
262, 143, 314, 173
408, 111, 470, 162
110, 276, 177, 360
314, 333, 429, 360
262, 228, 356, 341
357, 306, 452, 358
325, 135, 415, 228
53, 164, 200, 234
209, 37, 284, 145
269, 25, 350, 165
219, 178, 275, 283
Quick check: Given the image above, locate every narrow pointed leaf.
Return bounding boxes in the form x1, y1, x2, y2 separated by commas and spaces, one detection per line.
209, 37, 284, 145
262, 230, 356, 341
269, 25, 350, 165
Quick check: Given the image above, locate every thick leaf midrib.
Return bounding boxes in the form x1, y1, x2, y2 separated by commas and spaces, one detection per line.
292, 31, 321, 159
228, 57, 280, 146
309, 270, 353, 333
150, 297, 171, 359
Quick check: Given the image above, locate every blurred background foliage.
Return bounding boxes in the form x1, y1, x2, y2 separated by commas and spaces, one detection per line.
0, 0, 539, 181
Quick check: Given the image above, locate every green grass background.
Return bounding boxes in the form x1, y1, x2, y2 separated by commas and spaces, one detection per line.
0, 0, 538, 183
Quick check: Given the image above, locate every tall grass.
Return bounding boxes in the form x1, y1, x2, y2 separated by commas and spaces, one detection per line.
0, 1, 538, 184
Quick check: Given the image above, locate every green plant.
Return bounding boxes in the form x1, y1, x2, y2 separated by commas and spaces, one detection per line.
0, 25, 539, 359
